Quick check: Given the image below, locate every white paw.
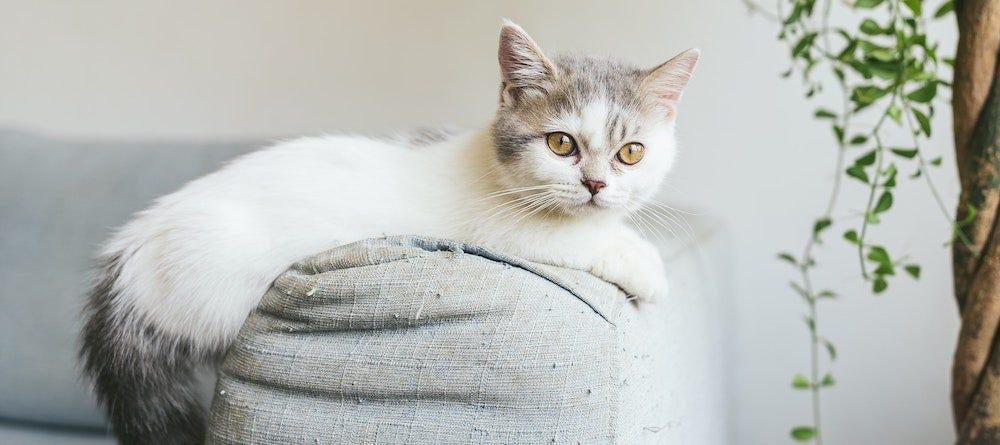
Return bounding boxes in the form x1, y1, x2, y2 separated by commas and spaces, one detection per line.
589, 242, 669, 302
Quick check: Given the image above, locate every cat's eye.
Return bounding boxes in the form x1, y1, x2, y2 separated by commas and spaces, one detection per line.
617, 142, 645, 165
546, 132, 578, 156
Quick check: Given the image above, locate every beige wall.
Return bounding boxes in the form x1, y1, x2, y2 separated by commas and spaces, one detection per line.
0, 0, 707, 139
0, 1, 962, 443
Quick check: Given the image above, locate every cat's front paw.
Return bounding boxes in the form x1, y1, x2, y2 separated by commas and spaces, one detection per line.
589, 241, 668, 302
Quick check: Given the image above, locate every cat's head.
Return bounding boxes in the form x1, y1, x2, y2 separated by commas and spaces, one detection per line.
490, 20, 698, 218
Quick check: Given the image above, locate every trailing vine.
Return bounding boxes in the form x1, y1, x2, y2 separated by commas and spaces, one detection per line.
744, 0, 973, 442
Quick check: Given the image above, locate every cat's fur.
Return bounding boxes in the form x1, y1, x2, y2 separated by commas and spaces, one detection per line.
80, 21, 698, 444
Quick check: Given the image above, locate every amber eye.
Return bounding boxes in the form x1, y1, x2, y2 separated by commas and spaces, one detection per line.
617, 142, 645, 165
546, 132, 578, 156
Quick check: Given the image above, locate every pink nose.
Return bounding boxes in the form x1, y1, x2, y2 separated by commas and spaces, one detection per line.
582, 179, 607, 195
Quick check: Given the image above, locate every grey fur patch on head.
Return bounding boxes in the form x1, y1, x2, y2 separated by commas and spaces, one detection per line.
492, 54, 651, 162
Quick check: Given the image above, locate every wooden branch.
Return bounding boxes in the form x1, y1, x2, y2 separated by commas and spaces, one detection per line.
953, 0, 1000, 186
952, 1, 1000, 443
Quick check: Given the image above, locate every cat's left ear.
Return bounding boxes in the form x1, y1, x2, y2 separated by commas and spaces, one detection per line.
498, 20, 558, 105
641, 48, 700, 111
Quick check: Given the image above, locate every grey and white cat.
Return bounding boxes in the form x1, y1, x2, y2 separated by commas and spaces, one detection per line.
80, 21, 699, 444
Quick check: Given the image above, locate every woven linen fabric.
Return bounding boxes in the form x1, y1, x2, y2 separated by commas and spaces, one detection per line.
206, 235, 629, 444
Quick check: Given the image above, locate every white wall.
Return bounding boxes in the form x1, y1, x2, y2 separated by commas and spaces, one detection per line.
0, 1, 961, 443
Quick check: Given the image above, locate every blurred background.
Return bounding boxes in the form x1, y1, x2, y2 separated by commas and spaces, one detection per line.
0, 1, 962, 443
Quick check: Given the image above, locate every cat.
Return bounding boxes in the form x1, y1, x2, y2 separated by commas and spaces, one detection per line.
80, 20, 698, 444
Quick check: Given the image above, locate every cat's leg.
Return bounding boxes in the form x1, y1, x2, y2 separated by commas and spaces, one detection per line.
586, 225, 669, 302
494, 223, 669, 302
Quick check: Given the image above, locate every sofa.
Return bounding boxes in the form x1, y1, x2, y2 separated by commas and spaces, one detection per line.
0, 128, 733, 444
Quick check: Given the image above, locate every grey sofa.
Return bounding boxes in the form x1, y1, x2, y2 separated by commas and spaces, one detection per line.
0, 128, 732, 444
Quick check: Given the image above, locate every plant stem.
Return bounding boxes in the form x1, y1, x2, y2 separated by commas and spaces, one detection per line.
855, 99, 897, 278
900, 101, 977, 251
858, 136, 884, 279
788, 1, 852, 441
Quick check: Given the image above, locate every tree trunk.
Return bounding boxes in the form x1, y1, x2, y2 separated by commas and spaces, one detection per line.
951, 1, 1000, 443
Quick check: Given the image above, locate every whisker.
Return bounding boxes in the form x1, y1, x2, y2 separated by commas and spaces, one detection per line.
635, 205, 685, 243
641, 202, 697, 243
483, 193, 559, 244
475, 184, 560, 202
646, 199, 700, 216
626, 199, 667, 243
475, 191, 554, 232
628, 210, 665, 244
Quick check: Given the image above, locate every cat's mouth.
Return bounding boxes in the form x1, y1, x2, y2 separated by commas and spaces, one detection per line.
571, 193, 617, 211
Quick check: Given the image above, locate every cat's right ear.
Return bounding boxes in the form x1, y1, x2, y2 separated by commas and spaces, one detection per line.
498, 20, 557, 106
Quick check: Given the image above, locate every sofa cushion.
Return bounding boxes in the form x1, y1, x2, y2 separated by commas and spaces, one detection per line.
0, 128, 255, 428
207, 236, 623, 444
207, 233, 732, 444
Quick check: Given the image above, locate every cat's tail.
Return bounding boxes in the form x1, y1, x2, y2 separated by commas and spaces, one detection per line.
79, 252, 213, 445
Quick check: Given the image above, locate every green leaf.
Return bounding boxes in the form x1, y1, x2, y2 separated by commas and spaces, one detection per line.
824, 339, 838, 360
887, 105, 902, 123
846, 165, 870, 183
852, 85, 889, 107
883, 164, 898, 187
804, 315, 816, 332
873, 191, 894, 213
866, 48, 896, 62
821, 373, 836, 387
959, 204, 978, 226
849, 59, 874, 79
792, 32, 818, 58
905, 264, 921, 279
866, 60, 900, 80
833, 125, 845, 143
868, 245, 891, 264
908, 70, 935, 82
850, 134, 869, 145
903, 0, 922, 15
856, 150, 877, 166
778, 252, 797, 265
818, 290, 837, 299
844, 229, 860, 244
792, 374, 811, 389
813, 218, 833, 238
891, 148, 918, 158
784, 3, 804, 25
854, 0, 885, 8
907, 82, 937, 103
814, 108, 837, 119
859, 19, 884, 35
934, 0, 954, 18
874, 263, 895, 276
930, 156, 943, 166
912, 108, 932, 136
791, 426, 817, 441
873, 277, 888, 293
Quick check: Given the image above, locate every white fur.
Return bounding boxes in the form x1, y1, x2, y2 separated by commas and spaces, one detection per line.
104, 124, 674, 352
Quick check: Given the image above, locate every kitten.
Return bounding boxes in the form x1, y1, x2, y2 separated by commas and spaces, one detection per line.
80, 21, 698, 444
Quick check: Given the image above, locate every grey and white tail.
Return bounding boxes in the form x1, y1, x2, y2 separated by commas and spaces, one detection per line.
79, 253, 214, 444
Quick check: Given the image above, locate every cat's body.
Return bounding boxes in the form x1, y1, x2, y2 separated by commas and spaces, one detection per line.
98, 129, 664, 349
81, 21, 698, 444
